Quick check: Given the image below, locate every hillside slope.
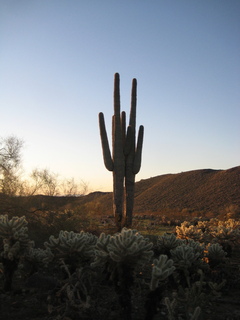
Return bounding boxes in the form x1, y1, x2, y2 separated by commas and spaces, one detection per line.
133, 166, 240, 213
85, 166, 240, 215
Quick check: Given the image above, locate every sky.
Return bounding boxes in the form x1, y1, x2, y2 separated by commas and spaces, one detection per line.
1, 0, 240, 192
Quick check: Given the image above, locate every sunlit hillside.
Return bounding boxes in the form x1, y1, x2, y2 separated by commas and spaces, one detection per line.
75, 166, 240, 217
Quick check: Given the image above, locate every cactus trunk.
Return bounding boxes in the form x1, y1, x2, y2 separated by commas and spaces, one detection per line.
99, 73, 144, 230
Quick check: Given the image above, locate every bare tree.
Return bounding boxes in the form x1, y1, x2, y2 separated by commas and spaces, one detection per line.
0, 136, 88, 197
27, 168, 45, 195
0, 136, 24, 195
29, 168, 59, 196
79, 180, 89, 195
60, 177, 79, 196
57, 178, 89, 196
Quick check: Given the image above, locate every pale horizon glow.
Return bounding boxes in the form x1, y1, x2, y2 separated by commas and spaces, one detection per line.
1, 1, 239, 192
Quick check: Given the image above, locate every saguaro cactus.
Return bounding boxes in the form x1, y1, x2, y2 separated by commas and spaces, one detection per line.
99, 73, 144, 230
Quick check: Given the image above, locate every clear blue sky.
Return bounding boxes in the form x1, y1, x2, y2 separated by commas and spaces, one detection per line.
1, 1, 239, 192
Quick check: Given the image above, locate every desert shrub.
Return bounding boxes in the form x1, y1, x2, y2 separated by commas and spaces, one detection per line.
176, 218, 240, 249
92, 228, 154, 319
154, 232, 183, 257
0, 214, 34, 290
206, 243, 227, 268
1, 213, 239, 320
44, 230, 97, 274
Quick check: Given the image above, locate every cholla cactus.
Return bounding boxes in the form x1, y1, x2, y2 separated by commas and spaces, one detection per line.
197, 220, 211, 232
0, 215, 28, 237
186, 239, 205, 257
44, 230, 97, 271
109, 228, 153, 265
170, 245, 201, 270
223, 218, 240, 229
210, 219, 240, 245
45, 230, 97, 257
208, 279, 226, 297
176, 218, 240, 247
91, 233, 111, 268
0, 215, 34, 260
145, 255, 175, 320
157, 233, 182, 254
92, 228, 153, 268
175, 284, 203, 319
92, 228, 153, 320
165, 298, 201, 320
206, 243, 227, 267
25, 247, 54, 270
0, 215, 34, 255
189, 306, 201, 320
150, 254, 175, 291
47, 262, 91, 318
165, 297, 178, 320
176, 222, 204, 242
0, 215, 34, 291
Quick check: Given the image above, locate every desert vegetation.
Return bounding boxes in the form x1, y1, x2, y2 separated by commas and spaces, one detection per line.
0, 209, 240, 320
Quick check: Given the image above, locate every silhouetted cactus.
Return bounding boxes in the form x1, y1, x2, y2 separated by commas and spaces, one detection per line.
99, 73, 144, 230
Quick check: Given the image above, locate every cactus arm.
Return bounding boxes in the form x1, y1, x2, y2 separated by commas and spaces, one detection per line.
121, 111, 126, 147
99, 112, 114, 171
124, 126, 133, 156
112, 74, 124, 165
133, 125, 144, 174
125, 77, 137, 163
129, 78, 137, 130
114, 73, 121, 116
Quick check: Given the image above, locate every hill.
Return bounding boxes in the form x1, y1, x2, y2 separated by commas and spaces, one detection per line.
79, 166, 240, 215
133, 166, 240, 214
1, 166, 239, 217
